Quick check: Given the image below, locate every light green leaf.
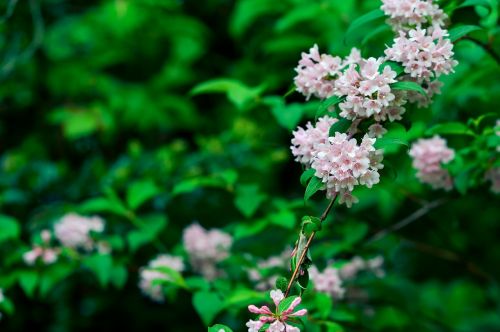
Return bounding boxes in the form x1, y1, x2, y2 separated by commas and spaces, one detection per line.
19, 270, 39, 298
300, 169, 316, 186
127, 215, 167, 252
391, 81, 426, 95
374, 137, 409, 150
277, 295, 299, 313
190, 78, 264, 110
268, 210, 296, 229
83, 254, 113, 287
110, 264, 128, 289
0, 215, 20, 244
426, 122, 475, 136
222, 288, 267, 308
153, 266, 188, 289
126, 179, 161, 210
234, 184, 266, 218
209, 324, 233, 332
193, 291, 224, 326
315, 292, 333, 319
316, 96, 342, 119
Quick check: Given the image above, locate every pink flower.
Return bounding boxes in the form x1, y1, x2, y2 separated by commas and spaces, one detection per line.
381, 0, 448, 31
309, 266, 345, 299
409, 135, 455, 190
247, 289, 306, 332
485, 168, 500, 194
23, 230, 60, 266
183, 223, 232, 280
138, 254, 185, 302
291, 116, 338, 165
54, 213, 105, 251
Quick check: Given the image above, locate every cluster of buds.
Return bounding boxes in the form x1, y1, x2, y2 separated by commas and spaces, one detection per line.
138, 254, 185, 302
23, 230, 60, 265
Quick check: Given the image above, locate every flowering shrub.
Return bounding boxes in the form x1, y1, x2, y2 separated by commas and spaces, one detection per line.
0, 0, 498, 331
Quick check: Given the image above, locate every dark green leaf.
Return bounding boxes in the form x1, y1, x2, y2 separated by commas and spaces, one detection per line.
209, 324, 233, 332
304, 176, 324, 201
278, 295, 299, 313
0, 215, 20, 244
297, 269, 309, 291
345, 9, 385, 44
126, 179, 160, 210
234, 184, 266, 218
19, 271, 39, 298
82, 254, 113, 287
300, 169, 316, 186
329, 118, 351, 136
426, 122, 475, 136
316, 95, 342, 119
192, 291, 224, 326
382, 61, 405, 76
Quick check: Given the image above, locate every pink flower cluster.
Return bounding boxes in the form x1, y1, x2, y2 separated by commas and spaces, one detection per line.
183, 223, 232, 280
54, 213, 105, 251
409, 135, 455, 190
138, 254, 185, 302
309, 256, 384, 299
485, 168, 500, 194
311, 133, 383, 207
294, 45, 361, 100
291, 116, 338, 164
23, 230, 60, 265
246, 289, 306, 332
291, 119, 384, 207
381, 0, 447, 31
385, 27, 457, 80
309, 266, 345, 299
336, 57, 405, 122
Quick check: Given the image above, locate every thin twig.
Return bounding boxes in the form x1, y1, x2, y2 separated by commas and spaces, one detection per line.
284, 195, 337, 297
366, 198, 447, 244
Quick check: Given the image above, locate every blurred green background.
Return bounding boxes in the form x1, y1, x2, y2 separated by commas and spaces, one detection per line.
0, 0, 499, 331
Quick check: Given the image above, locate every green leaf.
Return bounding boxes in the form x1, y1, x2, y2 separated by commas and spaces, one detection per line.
448, 25, 482, 42
222, 288, 267, 308
268, 210, 296, 229
315, 292, 333, 319
38, 264, 74, 297
391, 81, 426, 95
426, 122, 475, 136
127, 215, 167, 252
234, 184, 266, 218
276, 277, 288, 293
0, 215, 20, 244
209, 324, 233, 332
345, 9, 385, 44
300, 169, 316, 186
302, 215, 322, 235
374, 137, 409, 150
329, 118, 351, 136
82, 254, 113, 287
126, 179, 160, 210
19, 270, 39, 298
297, 269, 309, 291
457, 0, 491, 9
263, 97, 304, 130
304, 176, 324, 201
316, 96, 342, 119
153, 266, 188, 289
277, 295, 299, 313
322, 321, 345, 332
192, 291, 224, 326
190, 78, 264, 110
110, 264, 128, 289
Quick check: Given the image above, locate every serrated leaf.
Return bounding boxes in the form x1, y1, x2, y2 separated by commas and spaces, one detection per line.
426, 122, 475, 136
300, 169, 315, 186
126, 179, 160, 210
192, 291, 224, 326
391, 81, 426, 95
304, 176, 324, 201
449, 25, 482, 42
345, 9, 385, 44
329, 118, 351, 136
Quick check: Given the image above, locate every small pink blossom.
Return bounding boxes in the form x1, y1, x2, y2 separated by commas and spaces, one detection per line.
409, 135, 455, 190
138, 254, 185, 302
291, 116, 338, 164
485, 168, 500, 194
381, 0, 448, 31
247, 289, 306, 332
309, 266, 345, 299
54, 213, 105, 251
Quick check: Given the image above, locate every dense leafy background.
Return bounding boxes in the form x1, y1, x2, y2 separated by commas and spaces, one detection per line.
0, 0, 499, 331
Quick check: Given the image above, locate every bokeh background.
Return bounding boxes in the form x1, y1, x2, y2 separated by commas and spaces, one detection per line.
0, 0, 499, 331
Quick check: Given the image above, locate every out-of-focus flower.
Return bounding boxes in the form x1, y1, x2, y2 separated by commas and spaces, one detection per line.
183, 223, 232, 280
54, 213, 105, 251
485, 168, 500, 194
381, 0, 447, 31
409, 135, 455, 190
138, 254, 185, 302
339, 256, 385, 280
309, 266, 345, 299
247, 249, 292, 291
23, 230, 60, 266
246, 289, 306, 332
